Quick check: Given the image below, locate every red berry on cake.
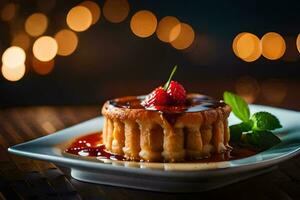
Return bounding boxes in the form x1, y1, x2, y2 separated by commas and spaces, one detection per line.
141, 87, 169, 107
142, 65, 187, 108
167, 80, 186, 105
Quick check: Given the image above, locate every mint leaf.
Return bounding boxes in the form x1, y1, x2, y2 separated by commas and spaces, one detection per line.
242, 131, 281, 149
251, 112, 282, 131
229, 122, 252, 142
223, 91, 250, 122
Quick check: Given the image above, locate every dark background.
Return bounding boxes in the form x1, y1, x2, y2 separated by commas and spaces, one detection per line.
0, 0, 299, 109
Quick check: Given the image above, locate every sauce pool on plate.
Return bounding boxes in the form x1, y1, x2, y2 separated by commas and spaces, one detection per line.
65, 132, 125, 161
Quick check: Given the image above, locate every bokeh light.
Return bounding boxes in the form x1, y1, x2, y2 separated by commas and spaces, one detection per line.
1, 3, 17, 22
130, 10, 157, 38
103, 0, 129, 23
297, 34, 300, 54
33, 36, 58, 62
235, 76, 260, 103
232, 32, 261, 62
81, 1, 101, 24
67, 6, 92, 32
261, 79, 287, 105
1, 64, 25, 81
156, 16, 181, 43
25, 13, 48, 37
170, 23, 195, 50
55, 29, 78, 56
32, 57, 55, 75
261, 32, 286, 60
2, 46, 26, 68
11, 32, 31, 50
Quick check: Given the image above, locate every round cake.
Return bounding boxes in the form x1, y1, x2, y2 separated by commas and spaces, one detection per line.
101, 93, 231, 162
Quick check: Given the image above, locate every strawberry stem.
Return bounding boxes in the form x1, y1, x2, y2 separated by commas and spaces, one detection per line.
163, 65, 177, 90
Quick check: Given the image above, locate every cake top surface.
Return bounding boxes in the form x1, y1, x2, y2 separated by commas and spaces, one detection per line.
108, 94, 226, 113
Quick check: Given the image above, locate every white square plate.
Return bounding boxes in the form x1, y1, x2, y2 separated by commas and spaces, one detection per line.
8, 105, 300, 192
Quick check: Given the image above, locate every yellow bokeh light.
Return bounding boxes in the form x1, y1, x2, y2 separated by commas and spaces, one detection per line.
1, 64, 25, 81
130, 10, 157, 38
171, 23, 195, 50
32, 57, 54, 75
156, 16, 181, 43
261, 32, 286, 60
33, 36, 58, 62
25, 13, 48, 37
235, 76, 260, 103
1, 3, 17, 21
81, 1, 101, 24
67, 6, 92, 32
232, 32, 261, 62
297, 34, 300, 54
103, 0, 129, 23
11, 32, 31, 50
2, 46, 26, 69
54, 29, 78, 56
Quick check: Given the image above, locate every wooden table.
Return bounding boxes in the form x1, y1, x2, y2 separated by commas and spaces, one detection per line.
1, 106, 300, 200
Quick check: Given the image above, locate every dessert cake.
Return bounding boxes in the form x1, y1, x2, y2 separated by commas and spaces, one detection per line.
101, 66, 231, 162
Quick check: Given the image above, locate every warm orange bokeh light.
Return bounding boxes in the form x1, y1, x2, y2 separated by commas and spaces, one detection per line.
232, 32, 261, 62
25, 13, 48, 37
261, 32, 286, 60
11, 32, 31, 50
261, 79, 287, 105
1, 3, 17, 21
81, 1, 101, 24
171, 23, 195, 50
156, 16, 181, 43
1, 64, 25, 81
103, 0, 129, 23
130, 10, 157, 38
55, 29, 78, 56
2, 46, 26, 68
297, 34, 300, 54
32, 57, 55, 75
235, 76, 260, 103
33, 36, 58, 62
67, 6, 92, 32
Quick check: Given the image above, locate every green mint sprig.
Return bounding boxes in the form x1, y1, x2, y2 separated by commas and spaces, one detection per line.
223, 91, 250, 123
223, 91, 282, 149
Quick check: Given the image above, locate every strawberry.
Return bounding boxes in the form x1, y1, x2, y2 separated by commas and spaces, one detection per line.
141, 87, 169, 107
167, 81, 186, 105
142, 65, 187, 108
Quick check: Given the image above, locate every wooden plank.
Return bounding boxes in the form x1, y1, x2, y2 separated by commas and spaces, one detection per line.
6, 109, 39, 141
55, 107, 82, 126
0, 134, 9, 149
34, 160, 57, 171
0, 114, 24, 146
43, 169, 78, 196
9, 180, 37, 199
24, 172, 59, 198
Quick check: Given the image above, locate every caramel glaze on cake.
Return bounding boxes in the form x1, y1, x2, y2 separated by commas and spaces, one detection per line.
101, 93, 231, 162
